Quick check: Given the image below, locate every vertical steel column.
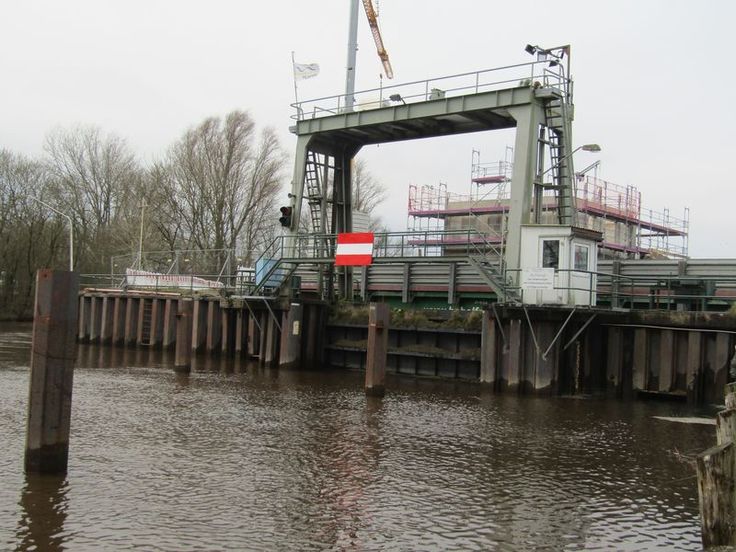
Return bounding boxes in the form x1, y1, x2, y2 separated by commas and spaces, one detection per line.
333, 150, 355, 299
344, 0, 360, 112
505, 103, 545, 282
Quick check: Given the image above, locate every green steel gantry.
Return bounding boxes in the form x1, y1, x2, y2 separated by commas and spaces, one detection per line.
287, 50, 576, 301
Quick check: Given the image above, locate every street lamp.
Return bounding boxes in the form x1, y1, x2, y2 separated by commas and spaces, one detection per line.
540, 144, 602, 178
579, 143, 601, 153
29, 196, 74, 271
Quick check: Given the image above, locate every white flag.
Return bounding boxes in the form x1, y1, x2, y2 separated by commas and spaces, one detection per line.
294, 62, 320, 81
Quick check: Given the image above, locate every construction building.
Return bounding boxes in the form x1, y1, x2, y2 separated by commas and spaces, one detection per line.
407, 153, 689, 260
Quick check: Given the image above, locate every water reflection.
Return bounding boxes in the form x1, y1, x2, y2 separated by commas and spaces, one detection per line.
16, 475, 69, 552
0, 325, 720, 551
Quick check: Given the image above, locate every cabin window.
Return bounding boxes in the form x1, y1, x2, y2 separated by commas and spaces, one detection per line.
542, 240, 560, 269
574, 244, 589, 271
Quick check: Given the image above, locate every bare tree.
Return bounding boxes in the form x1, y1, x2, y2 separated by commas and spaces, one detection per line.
315, 157, 388, 233
352, 158, 387, 215
0, 150, 65, 318
44, 126, 141, 271
161, 111, 285, 265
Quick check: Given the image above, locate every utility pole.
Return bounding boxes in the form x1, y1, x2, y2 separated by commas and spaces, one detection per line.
344, 0, 360, 112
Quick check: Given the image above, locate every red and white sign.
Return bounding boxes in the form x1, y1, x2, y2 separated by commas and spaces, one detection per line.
335, 232, 374, 266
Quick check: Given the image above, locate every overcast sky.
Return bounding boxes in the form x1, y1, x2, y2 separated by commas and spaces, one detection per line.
1, 0, 733, 257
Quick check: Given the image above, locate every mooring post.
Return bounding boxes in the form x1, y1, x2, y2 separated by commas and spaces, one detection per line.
365, 303, 389, 397
25, 269, 79, 474
697, 382, 736, 547
175, 299, 193, 372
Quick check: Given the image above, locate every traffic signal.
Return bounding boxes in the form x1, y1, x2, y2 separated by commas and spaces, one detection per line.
279, 206, 292, 227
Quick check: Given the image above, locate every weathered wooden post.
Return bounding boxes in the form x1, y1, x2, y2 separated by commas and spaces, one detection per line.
174, 299, 193, 372
365, 303, 389, 396
25, 269, 79, 474
697, 381, 736, 546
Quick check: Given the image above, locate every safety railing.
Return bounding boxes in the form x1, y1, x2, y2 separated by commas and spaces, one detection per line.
110, 248, 247, 287
80, 265, 736, 311
85, 234, 734, 310
80, 272, 243, 294
291, 60, 572, 121
503, 268, 736, 310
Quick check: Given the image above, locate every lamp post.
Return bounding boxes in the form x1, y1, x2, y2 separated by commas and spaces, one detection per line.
540, 143, 602, 179
533, 144, 601, 226
29, 196, 74, 271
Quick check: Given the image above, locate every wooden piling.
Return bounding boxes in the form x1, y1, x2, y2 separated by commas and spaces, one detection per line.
365, 303, 389, 397
25, 269, 79, 474
697, 441, 736, 546
697, 382, 736, 546
175, 300, 193, 372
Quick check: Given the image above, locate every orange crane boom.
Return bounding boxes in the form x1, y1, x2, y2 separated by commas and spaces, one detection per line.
361, 0, 393, 79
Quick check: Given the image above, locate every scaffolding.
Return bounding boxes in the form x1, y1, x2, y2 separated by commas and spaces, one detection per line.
407, 158, 689, 259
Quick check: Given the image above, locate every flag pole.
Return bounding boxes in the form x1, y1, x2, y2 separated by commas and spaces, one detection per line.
291, 51, 300, 109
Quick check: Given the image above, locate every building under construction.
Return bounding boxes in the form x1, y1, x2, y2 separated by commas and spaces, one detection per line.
407, 153, 689, 260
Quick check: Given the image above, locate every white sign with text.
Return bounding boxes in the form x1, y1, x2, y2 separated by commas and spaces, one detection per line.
521, 268, 555, 290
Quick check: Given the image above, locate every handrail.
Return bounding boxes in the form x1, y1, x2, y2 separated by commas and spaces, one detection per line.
291, 59, 572, 121
79, 263, 736, 311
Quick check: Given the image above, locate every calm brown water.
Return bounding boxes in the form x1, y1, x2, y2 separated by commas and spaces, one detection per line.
0, 322, 717, 551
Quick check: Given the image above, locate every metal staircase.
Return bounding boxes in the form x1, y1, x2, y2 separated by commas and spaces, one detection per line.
305, 152, 325, 233
465, 256, 515, 302
542, 91, 576, 225
457, 159, 517, 301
